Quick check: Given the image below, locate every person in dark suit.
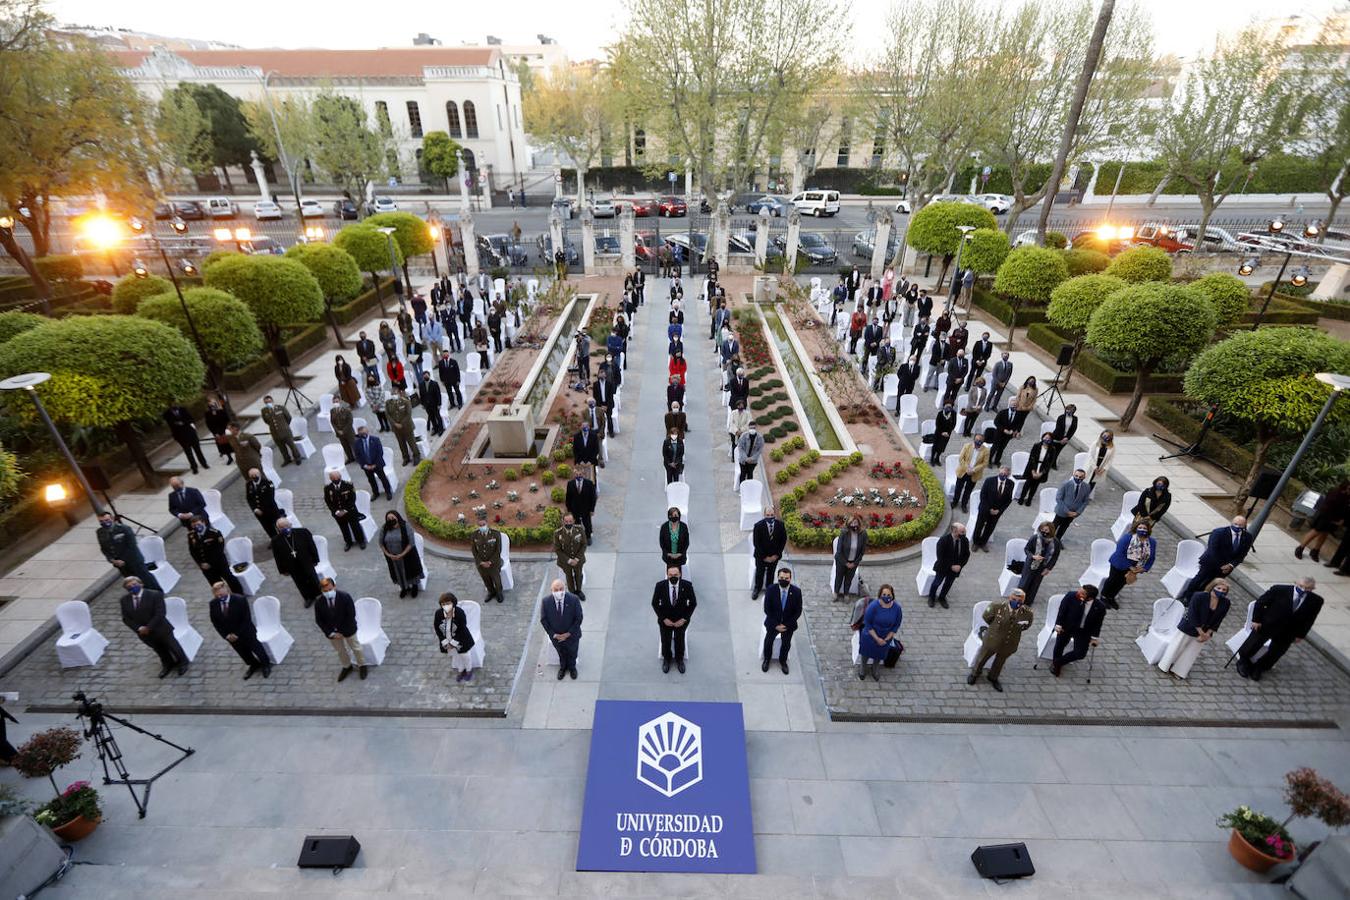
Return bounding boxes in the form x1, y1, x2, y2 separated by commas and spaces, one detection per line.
592, 372, 617, 437
659, 507, 690, 569
1045, 404, 1078, 470
163, 403, 210, 474
667, 374, 686, 410
916, 291, 933, 321
762, 567, 803, 674
355, 331, 379, 380
1018, 433, 1054, 505
893, 356, 921, 413
1050, 584, 1104, 676
908, 317, 930, 358
727, 368, 751, 409
833, 517, 867, 600
434, 591, 478, 682
419, 372, 445, 436
751, 507, 787, 600
565, 466, 597, 543
1237, 577, 1323, 681
271, 517, 322, 608
662, 430, 685, 484
354, 426, 393, 500
97, 511, 162, 590
541, 577, 583, 680
119, 576, 188, 678
972, 466, 1015, 551
985, 352, 1014, 411
861, 317, 885, 374
315, 577, 366, 681
187, 516, 242, 593
167, 476, 209, 528
652, 566, 697, 673
1183, 515, 1254, 598
943, 349, 969, 405
967, 331, 993, 390
208, 581, 271, 679
572, 422, 602, 482
929, 403, 957, 465
324, 471, 366, 551
929, 522, 970, 608
988, 397, 1020, 465
244, 468, 282, 539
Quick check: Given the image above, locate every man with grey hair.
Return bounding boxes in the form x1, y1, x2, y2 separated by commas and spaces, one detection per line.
929, 522, 970, 609
540, 577, 583, 680
1236, 576, 1323, 681
968, 588, 1033, 692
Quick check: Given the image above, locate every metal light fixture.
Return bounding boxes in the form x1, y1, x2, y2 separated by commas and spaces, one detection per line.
1237, 257, 1258, 276
0, 373, 104, 516
44, 482, 70, 506
128, 216, 145, 233
1290, 266, 1310, 287
1269, 218, 1285, 234
1303, 221, 1322, 240
233, 226, 251, 242
212, 227, 232, 242
170, 217, 188, 235
0, 214, 13, 230
131, 259, 149, 278
304, 225, 325, 242
1249, 373, 1350, 539
180, 259, 198, 277
81, 214, 124, 250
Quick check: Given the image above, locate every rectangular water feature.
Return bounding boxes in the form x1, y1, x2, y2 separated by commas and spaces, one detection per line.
758, 304, 847, 452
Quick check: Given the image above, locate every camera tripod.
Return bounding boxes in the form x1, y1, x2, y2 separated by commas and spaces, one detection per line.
277, 364, 313, 416
1155, 403, 1231, 474
1040, 360, 1070, 415
73, 692, 194, 819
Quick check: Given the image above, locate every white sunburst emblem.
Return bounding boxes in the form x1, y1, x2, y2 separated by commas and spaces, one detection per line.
636, 712, 703, 798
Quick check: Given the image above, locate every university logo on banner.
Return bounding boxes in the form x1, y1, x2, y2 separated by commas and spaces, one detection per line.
576, 700, 756, 874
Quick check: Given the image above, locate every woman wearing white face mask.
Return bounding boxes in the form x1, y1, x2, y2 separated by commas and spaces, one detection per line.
434, 592, 477, 682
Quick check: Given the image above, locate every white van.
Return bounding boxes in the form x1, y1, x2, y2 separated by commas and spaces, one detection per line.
790, 189, 841, 217
204, 197, 237, 219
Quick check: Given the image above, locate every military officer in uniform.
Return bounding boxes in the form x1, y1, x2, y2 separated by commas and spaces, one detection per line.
472, 515, 506, 603
385, 387, 421, 466
245, 468, 283, 539
225, 423, 262, 479
330, 397, 357, 464
96, 510, 162, 590
553, 512, 588, 602
967, 589, 1034, 691
186, 515, 243, 594
324, 471, 366, 550
259, 395, 303, 465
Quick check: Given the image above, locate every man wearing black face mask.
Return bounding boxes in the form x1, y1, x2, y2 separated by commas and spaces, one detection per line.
97, 511, 162, 590
929, 404, 957, 466
187, 515, 242, 593
660, 508, 690, 570
209, 580, 271, 680
120, 576, 188, 678
762, 567, 803, 674
652, 565, 697, 674
751, 506, 788, 601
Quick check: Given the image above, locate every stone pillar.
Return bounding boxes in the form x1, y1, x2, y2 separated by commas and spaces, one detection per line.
553, 165, 563, 200
548, 208, 565, 275
250, 150, 270, 201
713, 200, 731, 269
754, 208, 770, 267
479, 166, 493, 209
580, 208, 596, 274
459, 151, 472, 213
791, 156, 805, 196
784, 209, 801, 275
462, 212, 480, 276
870, 210, 892, 279
619, 207, 636, 271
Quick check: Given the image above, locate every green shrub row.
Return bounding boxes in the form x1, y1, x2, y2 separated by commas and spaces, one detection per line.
1025, 323, 1184, 394
221, 324, 326, 391
970, 286, 1047, 326
405, 460, 564, 544
1237, 296, 1322, 326
780, 455, 944, 549
769, 434, 808, 462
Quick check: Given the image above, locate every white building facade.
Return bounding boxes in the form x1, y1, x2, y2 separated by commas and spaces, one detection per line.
112, 46, 530, 193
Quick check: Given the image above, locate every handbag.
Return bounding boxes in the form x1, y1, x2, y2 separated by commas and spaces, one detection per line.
849, 598, 867, 632
1124, 570, 1138, 585
1009, 559, 1024, 575
921, 433, 935, 444
883, 642, 904, 668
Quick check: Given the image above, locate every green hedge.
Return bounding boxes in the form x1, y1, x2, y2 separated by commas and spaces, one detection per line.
970, 286, 1046, 326
331, 276, 397, 325
1300, 299, 1350, 322
405, 459, 564, 545
0, 493, 56, 551
221, 324, 327, 390
777, 452, 944, 549
1026, 323, 1184, 394
1238, 296, 1321, 326
1145, 397, 1307, 505
32, 254, 85, 283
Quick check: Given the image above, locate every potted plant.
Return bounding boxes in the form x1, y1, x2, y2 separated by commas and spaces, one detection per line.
1219, 768, 1350, 873
11, 726, 102, 840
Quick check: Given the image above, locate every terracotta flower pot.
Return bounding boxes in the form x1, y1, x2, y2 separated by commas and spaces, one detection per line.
51, 814, 100, 842
1227, 828, 1291, 873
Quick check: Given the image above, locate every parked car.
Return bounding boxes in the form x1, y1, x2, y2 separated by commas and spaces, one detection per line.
172, 201, 206, 221
478, 233, 529, 266
620, 195, 658, 216
970, 193, 1013, 214
550, 197, 575, 220
333, 198, 359, 220
774, 231, 838, 264
366, 196, 398, 215
743, 195, 789, 216
591, 195, 617, 218
634, 230, 659, 261
659, 196, 688, 217
664, 232, 707, 263
1136, 224, 1241, 253
894, 199, 912, 214
730, 231, 783, 259
1065, 225, 1133, 255
595, 235, 621, 254
240, 236, 285, 255
204, 197, 238, 219
851, 230, 899, 260
298, 199, 325, 219
790, 189, 841, 217
153, 202, 174, 220
253, 200, 283, 221
538, 234, 580, 265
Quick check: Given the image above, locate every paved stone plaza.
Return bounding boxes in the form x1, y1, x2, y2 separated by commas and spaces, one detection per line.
2, 274, 1348, 897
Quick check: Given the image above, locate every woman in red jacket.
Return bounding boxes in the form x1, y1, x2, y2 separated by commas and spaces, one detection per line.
668, 351, 688, 385
385, 357, 406, 391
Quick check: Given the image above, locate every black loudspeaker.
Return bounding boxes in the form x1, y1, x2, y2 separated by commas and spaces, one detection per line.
1250, 469, 1281, 501
1055, 344, 1074, 366
271, 344, 292, 370
971, 842, 1035, 880
80, 465, 112, 493
297, 835, 360, 868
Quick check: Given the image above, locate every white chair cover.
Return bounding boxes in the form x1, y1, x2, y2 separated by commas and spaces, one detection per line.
252, 595, 294, 663
1032, 487, 1057, 529
666, 482, 691, 520
322, 443, 351, 481
1111, 491, 1143, 540
943, 454, 959, 496
203, 489, 235, 538
291, 417, 316, 458
1077, 538, 1115, 590
963, 600, 993, 667
899, 395, 920, 435
500, 532, 515, 591
997, 538, 1024, 596
461, 600, 486, 669
355, 490, 379, 542
739, 480, 763, 530
355, 596, 390, 665
1161, 539, 1204, 598
316, 394, 335, 432
164, 596, 204, 661
1136, 597, 1184, 665
225, 536, 266, 594
914, 537, 938, 596
138, 534, 181, 592
260, 446, 283, 487
1035, 593, 1064, 659
313, 534, 338, 583
412, 533, 430, 590
382, 447, 401, 493
274, 489, 301, 529
1224, 600, 1268, 662
54, 601, 108, 668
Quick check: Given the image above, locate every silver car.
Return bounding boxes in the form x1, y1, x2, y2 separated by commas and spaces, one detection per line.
591, 195, 616, 218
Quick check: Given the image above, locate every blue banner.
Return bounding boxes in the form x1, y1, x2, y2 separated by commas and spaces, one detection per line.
576, 700, 756, 874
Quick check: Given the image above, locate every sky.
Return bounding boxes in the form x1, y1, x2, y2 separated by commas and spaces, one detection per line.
44, 0, 1346, 62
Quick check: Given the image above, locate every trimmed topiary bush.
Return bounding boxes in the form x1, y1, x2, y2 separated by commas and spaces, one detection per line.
1188, 272, 1250, 327
285, 243, 364, 303
1104, 245, 1172, 283
0, 310, 46, 345
203, 254, 324, 336
111, 273, 173, 316
136, 287, 264, 373
1063, 248, 1110, 276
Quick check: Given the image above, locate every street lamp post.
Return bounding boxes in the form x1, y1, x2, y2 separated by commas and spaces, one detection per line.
257, 71, 303, 212
427, 222, 442, 279
950, 225, 976, 310
300, 225, 347, 349
0, 372, 105, 516
1247, 373, 1350, 541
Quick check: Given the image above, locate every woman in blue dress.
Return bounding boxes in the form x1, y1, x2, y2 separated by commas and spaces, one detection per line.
857, 583, 902, 681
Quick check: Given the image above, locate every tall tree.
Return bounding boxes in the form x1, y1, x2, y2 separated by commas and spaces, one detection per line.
1151, 24, 1320, 240
615, 0, 849, 198
309, 91, 383, 201
1035, 0, 1115, 242
156, 87, 212, 190
420, 131, 462, 192
862, 0, 1007, 210
242, 94, 314, 198
1289, 18, 1350, 229
523, 64, 616, 204
186, 84, 257, 190
0, 37, 154, 257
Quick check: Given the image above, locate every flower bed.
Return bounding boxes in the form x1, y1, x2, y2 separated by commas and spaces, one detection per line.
781, 455, 945, 550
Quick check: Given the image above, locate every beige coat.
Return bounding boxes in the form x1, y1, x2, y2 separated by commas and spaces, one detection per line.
1087, 436, 1116, 481
956, 441, 990, 480
1014, 385, 1038, 413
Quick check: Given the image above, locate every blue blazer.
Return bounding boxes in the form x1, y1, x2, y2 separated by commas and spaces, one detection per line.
168, 486, 208, 521
1199, 527, 1253, 571
1108, 532, 1156, 572
1179, 590, 1230, 637
353, 433, 385, 468
763, 583, 803, 633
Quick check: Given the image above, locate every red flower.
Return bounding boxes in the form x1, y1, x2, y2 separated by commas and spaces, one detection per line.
903, 513, 913, 522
